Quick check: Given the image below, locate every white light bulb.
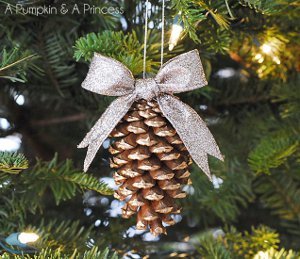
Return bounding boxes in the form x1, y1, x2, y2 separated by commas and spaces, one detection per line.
273, 56, 281, 65
254, 53, 262, 60
18, 233, 39, 244
0, 118, 10, 130
261, 44, 272, 54
258, 57, 265, 63
15, 94, 25, 105
0, 134, 22, 152
215, 68, 236, 78
254, 251, 269, 259
169, 24, 183, 51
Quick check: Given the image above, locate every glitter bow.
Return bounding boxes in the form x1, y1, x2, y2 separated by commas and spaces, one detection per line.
78, 49, 223, 179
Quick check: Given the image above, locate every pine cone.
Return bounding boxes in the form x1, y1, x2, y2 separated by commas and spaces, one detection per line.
109, 99, 192, 236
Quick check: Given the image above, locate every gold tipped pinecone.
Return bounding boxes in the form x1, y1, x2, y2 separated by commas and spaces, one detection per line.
109, 99, 192, 236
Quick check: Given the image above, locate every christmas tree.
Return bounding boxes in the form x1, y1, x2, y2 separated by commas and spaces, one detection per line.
0, 0, 299, 257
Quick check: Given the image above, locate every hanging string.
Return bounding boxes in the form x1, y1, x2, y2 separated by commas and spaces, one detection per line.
143, 0, 149, 79
143, 0, 166, 78
161, 0, 165, 66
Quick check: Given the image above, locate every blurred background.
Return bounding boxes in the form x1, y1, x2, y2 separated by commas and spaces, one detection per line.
0, 0, 299, 258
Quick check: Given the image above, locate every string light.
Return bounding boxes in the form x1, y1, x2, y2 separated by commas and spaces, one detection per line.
254, 41, 281, 65
0, 232, 39, 254
273, 56, 281, 65
254, 250, 269, 259
169, 13, 183, 51
254, 53, 262, 60
169, 24, 183, 50
258, 57, 264, 63
18, 233, 40, 244
261, 43, 272, 55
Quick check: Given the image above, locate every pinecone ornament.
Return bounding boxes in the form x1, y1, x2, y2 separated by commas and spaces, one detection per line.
109, 99, 192, 235
78, 50, 224, 236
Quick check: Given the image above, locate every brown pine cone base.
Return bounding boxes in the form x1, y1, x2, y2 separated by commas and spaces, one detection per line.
109, 99, 192, 236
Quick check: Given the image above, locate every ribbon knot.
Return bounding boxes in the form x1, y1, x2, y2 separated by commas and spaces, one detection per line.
135, 78, 159, 100
78, 50, 223, 180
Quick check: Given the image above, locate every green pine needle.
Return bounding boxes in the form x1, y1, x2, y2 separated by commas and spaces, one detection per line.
248, 133, 298, 174
255, 247, 299, 259
0, 152, 29, 174
73, 30, 160, 76
225, 226, 279, 257
20, 155, 113, 206
0, 246, 118, 259
193, 226, 297, 258
239, 0, 281, 15
0, 46, 37, 83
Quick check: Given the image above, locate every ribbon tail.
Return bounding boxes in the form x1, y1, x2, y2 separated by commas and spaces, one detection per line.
157, 94, 223, 180
78, 93, 136, 172
195, 151, 211, 181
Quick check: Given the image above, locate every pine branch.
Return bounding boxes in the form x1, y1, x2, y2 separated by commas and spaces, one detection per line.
255, 172, 300, 222
0, 194, 27, 234
20, 155, 113, 206
195, 233, 232, 259
248, 131, 299, 174
0, 246, 118, 259
1, 219, 119, 257
248, 78, 300, 174
74, 30, 160, 76
199, 27, 231, 54
0, 46, 38, 83
238, 0, 284, 15
31, 113, 86, 126
194, 226, 286, 258
82, 247, 118, 259
271, 76, 300, 119
36, 30, 78, 97
225, 226, 279, 258
0, 152, 29, 174
197, 1, 230, 29
28, 220, 93, 252
184, 165, 254, 222
171, 0, 206, 43
254, 247, 299, 259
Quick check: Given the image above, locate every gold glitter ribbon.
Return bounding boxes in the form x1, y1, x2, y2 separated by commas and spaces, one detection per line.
78, 50, 223, 179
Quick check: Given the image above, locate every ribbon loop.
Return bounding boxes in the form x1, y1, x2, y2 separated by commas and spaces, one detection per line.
82, 53, 135, 96
79, 50, 223, 179
155, 50, 208, 93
